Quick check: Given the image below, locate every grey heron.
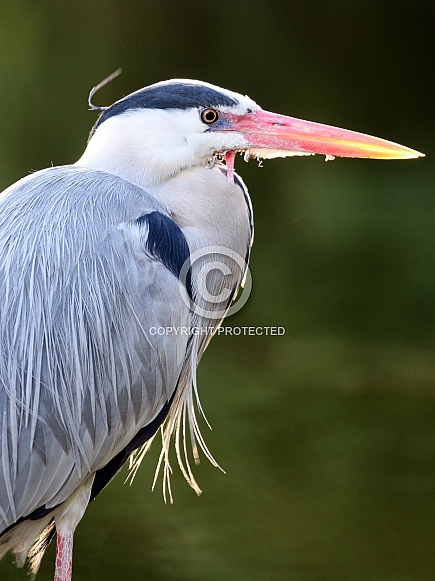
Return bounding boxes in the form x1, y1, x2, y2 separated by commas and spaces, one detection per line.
0, 78, 423, 580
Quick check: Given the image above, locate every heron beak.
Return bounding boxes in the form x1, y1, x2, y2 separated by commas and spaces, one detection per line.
227, 110, 424, 161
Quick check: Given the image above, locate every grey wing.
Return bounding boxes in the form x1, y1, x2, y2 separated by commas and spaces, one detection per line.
0, 184, 191, 532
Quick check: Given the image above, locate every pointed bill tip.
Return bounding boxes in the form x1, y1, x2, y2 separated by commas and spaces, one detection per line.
359, 140, 425, 160
394, 148, 425, 159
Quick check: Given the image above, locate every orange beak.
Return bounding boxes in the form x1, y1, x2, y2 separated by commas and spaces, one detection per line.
226, 109, 424, 160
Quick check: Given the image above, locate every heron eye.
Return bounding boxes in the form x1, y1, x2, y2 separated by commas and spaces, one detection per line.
200, 108, 219, 124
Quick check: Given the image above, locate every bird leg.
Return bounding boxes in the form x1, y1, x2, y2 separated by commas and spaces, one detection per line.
52, 478, 94, 581
54, 531, 73, 581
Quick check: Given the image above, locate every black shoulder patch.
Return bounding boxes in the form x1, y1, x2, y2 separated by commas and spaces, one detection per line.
90, 82, 239, 137
137, 211, 192, 299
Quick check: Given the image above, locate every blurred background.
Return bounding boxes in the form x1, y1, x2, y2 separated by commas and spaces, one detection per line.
0, 1, 434, 579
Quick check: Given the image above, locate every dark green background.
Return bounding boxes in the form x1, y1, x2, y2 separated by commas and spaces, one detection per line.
0, 2, 434, 580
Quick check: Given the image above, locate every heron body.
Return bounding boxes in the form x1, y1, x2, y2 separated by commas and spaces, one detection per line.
0, 79, 422, 580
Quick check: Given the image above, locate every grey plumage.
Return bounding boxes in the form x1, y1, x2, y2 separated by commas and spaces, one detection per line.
0, 166, 182, 524
0, 159, 252, 573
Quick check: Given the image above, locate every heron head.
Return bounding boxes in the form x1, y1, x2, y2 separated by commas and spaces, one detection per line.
80, 79, 423, 188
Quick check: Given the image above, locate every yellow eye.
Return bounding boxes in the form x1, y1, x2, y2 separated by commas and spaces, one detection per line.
200, 108, 219, 124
